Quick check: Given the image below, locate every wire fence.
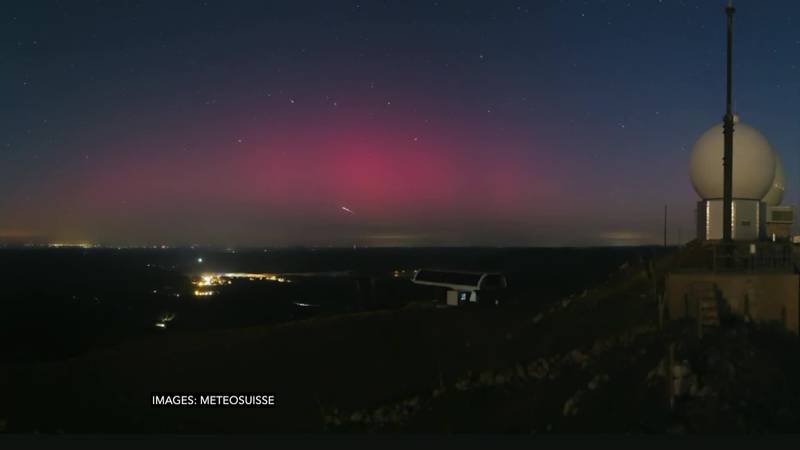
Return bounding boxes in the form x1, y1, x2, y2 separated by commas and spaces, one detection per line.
709, 242, 795, 272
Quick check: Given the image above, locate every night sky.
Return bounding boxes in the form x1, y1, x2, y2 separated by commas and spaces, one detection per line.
2, 0, 799, 247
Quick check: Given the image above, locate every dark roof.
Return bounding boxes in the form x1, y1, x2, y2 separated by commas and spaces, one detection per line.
413, 270, 484, 287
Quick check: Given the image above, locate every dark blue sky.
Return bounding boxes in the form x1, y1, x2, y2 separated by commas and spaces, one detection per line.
1, 1, 799, 246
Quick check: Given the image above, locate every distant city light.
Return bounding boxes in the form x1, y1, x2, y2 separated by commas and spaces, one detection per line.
47, 242, 93, 249
189, 272, 290, 297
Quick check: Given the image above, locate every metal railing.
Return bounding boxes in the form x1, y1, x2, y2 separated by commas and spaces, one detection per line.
710, 242, 795, 272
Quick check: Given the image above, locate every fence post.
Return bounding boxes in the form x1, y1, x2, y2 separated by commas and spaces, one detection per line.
697, 297, 703, 340
667, 342, 675, 410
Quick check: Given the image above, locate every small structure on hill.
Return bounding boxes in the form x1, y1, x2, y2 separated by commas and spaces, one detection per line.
411, 270, 507, 306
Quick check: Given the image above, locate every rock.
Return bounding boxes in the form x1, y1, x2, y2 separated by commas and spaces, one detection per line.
563, 390, 584, 416
587, 374, 609, 390
326, 415, 341, 427
672, 361, 694, 397
590, 341, 605, 356
645, 360, 666, 386
515, 363, 527, 380
565, 349, 590, 368
693, 386, 713, 398
687, 375, 700, 396
455, 377, 471, 391
526, 359, 549, 380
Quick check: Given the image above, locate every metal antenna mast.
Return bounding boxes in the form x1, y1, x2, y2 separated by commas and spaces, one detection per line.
722, 0, 736, 243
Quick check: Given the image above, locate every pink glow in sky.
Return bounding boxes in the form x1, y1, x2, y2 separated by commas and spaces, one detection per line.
5, 110, 584, 246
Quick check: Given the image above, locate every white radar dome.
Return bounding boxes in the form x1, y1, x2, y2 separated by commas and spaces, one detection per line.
761, 154, 785, 206
689, 116, 776, 200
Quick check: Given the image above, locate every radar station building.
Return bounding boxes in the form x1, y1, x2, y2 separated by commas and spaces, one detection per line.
690, 115, 793, 241
665, 1, 799, 336
671, 102, 799, 336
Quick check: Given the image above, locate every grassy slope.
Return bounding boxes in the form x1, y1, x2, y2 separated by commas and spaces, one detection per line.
1, 253, 664, 433
7, 243, 796, 434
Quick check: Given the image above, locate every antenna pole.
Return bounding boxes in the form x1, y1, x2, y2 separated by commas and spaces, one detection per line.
722, 1, 735, 243
664, 204, 668, 248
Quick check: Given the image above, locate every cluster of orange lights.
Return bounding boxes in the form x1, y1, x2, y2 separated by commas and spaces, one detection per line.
190, 272, 290, 297
392, 269, 414, 278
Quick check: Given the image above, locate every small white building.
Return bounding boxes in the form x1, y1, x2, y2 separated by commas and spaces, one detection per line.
411, 270, 507, 306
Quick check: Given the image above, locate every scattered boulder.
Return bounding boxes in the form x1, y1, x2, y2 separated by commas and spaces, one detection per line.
526, 359, 549, 380
515, 363, 527, 379
692, 385, 713, 398
563, 390, 584, 416
479, 370, 495, 386
672, 360, 696, 398
645, 359, 667, 386
564, 349, 590, 368
587, 374, 609, 391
